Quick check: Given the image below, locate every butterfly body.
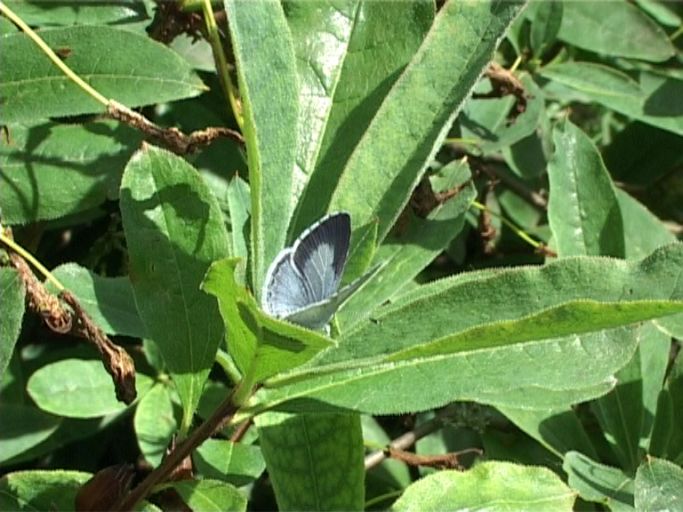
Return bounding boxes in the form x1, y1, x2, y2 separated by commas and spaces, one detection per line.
261, 212, 369, 330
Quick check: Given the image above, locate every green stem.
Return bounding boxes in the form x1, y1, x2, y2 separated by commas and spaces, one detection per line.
470, 200, 544, 250
201, 0, 243, 129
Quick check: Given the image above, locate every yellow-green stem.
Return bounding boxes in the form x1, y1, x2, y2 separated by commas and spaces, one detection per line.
470, 200, 543, 250
201, 0, 243, 129
0, 229, 65, 291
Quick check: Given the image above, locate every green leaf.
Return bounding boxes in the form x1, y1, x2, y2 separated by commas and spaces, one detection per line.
194, 439, 265, 487
338, 160, 476, 330
120, 145, 231, 431
362, 415, 412, 494
328, 0, 525, 243
0, 121, 140, 224
0, 404, 61, 464
529, 0, 563, 57
0, 268, 25, 382
539, 62, 642, 99
617, 190, 677, 260
556, 0, 675, 62
49, 263, 144, 338
0, 26, 205, 123
547, 119, 625, 257
202, 258, 333, 384
224, 0, 299, 296
391, 461, 575, 511
563, 451, 635, 511
0, 470, 92, 512
498, 406, 597, 459
134, 384, 176, 467
26, 359, 152, 418
546, 71, 683, 136
288, 0, 434, 234
241, 245, 683, 416
8, 0, 149, 26
634, 457, 683, 511
172, 479, 246, 512
255, 412, 364, 511
226, 175, 251, 260
342, 219, 378, 285
638, 323, 670, 441
650, 351, 683, 462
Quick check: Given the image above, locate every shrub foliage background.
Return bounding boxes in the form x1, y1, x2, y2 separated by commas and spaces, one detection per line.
1, 0, 682, 510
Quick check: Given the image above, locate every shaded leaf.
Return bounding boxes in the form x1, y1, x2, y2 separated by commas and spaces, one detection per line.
563, 451, 634, 511
194, 439, 265, 487
0, 404, 61, 464
134, 384, 176, 467
120, 145, 231, 430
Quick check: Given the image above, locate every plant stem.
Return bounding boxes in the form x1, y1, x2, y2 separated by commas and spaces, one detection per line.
115, 387, 242, 511
201, 0, 243, 129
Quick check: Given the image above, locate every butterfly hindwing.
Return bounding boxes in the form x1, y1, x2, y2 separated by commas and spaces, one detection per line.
261, 248, 311, 318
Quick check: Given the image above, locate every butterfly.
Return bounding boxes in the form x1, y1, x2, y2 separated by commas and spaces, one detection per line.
261, 212, 373, 330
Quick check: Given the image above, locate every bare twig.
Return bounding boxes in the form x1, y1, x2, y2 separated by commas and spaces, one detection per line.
107, 100, 244, 155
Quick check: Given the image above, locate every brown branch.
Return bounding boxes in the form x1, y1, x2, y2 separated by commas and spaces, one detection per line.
386, 447, 483, 470
106, 100, 244, 155
8, 251, 137, 404
114, 388, 241, 511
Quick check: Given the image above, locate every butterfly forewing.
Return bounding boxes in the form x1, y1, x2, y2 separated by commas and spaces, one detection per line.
291, 212, 350, 302
261, 248, 311, 318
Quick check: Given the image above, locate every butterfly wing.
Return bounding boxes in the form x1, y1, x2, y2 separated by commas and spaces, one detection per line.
291, 212, 351, 303
284, 264, 380, 330
261, 248, 312, 318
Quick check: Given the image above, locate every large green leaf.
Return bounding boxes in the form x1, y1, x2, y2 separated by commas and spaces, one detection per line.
238, 244, 683, 416
563, 451, 635, 511
0, 26, 205, 123
391, 461, 575, 511
0, 121, 140, 224
547, 119, 625, 257
556, 0, 675, 62
287, 0, 434, 235
120, 145, 231, 430
49, 263, 144, 338
0, 470, 92, 512
172, 479, 246, 512
539, 62, 642, 99
27, 359, 152, 418
202, 258, 332, 385
327, 0, 525, 243
255, 412, 364, 511
0, 267, 25, 382
224, 0, 299, 297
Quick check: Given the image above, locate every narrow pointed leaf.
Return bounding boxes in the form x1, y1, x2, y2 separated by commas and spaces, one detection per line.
288, 1, 434, 234
224, 0, 299, 296
120, 145, 231, 428
0, 26, 205, 123
328, 0, 525, 242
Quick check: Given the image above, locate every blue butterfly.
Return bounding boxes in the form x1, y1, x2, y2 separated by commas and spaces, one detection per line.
261, 212, 371, 330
